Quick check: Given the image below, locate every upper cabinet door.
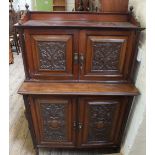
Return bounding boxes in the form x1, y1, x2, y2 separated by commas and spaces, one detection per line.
30, 96, 77, 147
79, 30, 135, 82
78, 96, 131, 148
25, 29, 79, 81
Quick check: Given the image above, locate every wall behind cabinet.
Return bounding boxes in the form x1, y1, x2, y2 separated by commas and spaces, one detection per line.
11, 0, 32, 10
121, 0, 146, 155
66, 0, 75, 11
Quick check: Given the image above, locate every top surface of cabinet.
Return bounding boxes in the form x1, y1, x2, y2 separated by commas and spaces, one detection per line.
16, 11, 142, 29
20, 20, 138, 29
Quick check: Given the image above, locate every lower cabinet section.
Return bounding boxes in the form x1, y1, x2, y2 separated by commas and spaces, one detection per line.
29, 96, 76, 148
24, 95, 133, 152
78, 97, 130, 148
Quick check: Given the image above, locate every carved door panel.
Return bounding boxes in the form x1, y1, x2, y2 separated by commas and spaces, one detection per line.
79, 30, 134, 82
78, 96, 131, 147
30, 96, 77, 147
25, 29, 79, 81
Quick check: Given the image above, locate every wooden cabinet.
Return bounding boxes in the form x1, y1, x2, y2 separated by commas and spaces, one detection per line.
16, 9, 144, 154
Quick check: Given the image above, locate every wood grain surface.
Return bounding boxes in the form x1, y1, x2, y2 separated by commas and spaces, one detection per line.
18, 82, 139, 96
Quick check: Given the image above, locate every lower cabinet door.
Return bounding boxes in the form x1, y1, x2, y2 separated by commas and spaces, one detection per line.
30, 96, 76, 147
78, 96, 131, 148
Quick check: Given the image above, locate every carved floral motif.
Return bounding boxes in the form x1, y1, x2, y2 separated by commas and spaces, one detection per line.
37, 41, 66, 71
88, 103, 117, 142
40, 103, 67, 141
92, 42, 122, 71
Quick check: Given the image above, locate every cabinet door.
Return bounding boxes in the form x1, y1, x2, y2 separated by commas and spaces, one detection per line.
30, 96, 77, 147
79, 30, 135, 82
78, 96, 131, 148
25, 29, 78, 81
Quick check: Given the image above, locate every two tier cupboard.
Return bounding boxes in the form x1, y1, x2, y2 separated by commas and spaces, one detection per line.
16, 9, 143, 155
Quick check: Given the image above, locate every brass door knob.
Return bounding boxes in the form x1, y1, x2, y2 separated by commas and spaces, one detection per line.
80, 53, 84, 72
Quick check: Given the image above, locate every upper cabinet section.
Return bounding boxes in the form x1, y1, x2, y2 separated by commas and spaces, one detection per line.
16, 12, 144, 83
23, 28, 136, 83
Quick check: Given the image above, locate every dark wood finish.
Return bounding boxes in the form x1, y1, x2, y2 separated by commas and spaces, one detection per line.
23, 95, 37, 147
22, 94, 133, 152
79, 30, 135, 82
18, 82, 139, 96
36, 147, 120, 153
24, 29, 78, 81
19, 20, 139, 29
29, 96, 76, 147
15, 12, 143, 83
16, 5, 144, 154
15, 12, 129, 25
78, 96, 132, 148
18, 29, 29, 79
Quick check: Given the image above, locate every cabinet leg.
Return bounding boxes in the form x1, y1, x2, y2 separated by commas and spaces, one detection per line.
35, 148, 39, 155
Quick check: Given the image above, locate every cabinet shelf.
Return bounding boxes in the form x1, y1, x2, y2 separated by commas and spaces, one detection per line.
18, 82, 139, 96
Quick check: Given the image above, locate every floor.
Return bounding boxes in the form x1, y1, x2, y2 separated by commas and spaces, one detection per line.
9, 53, 121, 155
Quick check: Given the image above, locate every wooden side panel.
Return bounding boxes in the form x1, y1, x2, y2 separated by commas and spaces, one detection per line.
30, 96, 76, 147
78, 96, 132, 148
79, 30, 135, 82
30, 12, 129, 22
24, 29, 79, 81
101, 0, 129, 13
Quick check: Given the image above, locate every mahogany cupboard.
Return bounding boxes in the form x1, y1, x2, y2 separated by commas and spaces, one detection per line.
16, 3, 144, 155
